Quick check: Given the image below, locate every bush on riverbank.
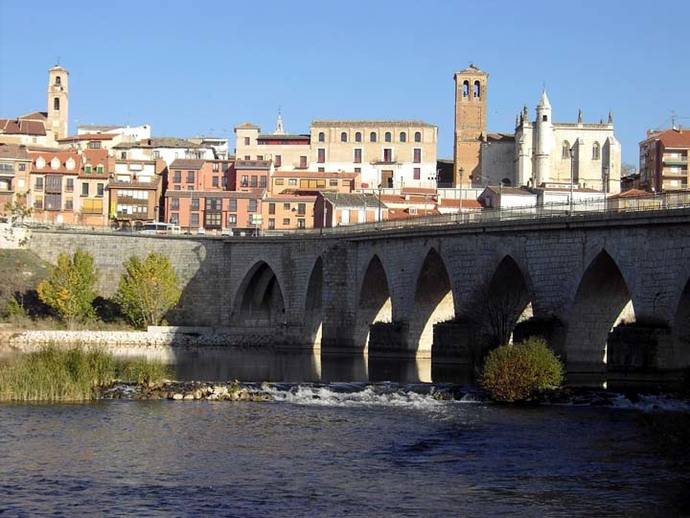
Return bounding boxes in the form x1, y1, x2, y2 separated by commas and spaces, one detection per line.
114, 253, 181, 329
481, 338, 564, 402
37, 249, 97, 327
0, 346, 170, 402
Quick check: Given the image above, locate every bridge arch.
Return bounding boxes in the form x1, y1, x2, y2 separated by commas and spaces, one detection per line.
564, 250, 635, 373
304, 256, 324, 347
673, 276, 690, 367
356, 254, 393, 351
232, 260, 286, 326
408, 248, 455, 356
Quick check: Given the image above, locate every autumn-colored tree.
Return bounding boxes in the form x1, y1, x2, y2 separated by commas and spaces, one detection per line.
37, 249, 97, 326
115, 253, 180, 329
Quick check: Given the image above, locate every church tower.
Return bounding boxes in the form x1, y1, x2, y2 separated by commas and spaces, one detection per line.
534, 90, 553, 185
47, 65, 69, 140
453, 64, 487, 187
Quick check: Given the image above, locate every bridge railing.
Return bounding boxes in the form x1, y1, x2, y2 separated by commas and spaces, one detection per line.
298, 190, 690, 235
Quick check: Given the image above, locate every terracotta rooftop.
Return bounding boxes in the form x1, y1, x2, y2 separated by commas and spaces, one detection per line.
321, 192, 382, 208
57, 133, 115, 142
29, 149, 83, 174
234, 122, 260, 130
169, 159, 206, 170
0, 118, 47, 136
113, 137, 201, 149
649, 128, 690, 148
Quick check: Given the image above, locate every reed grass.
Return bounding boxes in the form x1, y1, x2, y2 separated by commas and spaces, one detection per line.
0, 345, 170, 402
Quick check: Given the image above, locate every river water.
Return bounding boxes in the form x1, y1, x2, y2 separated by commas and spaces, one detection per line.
1, 349, 689, 516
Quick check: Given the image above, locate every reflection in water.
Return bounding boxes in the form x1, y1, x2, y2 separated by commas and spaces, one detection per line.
94, 346, 476, 384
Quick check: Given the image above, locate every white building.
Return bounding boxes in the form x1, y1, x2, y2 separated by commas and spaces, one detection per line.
189, 136, 230, 160
480, 91, 622, 194
112, 137, 215, 165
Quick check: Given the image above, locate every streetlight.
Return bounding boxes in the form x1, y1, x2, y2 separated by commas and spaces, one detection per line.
569, 145, 575, 213
377, 183, 382, 224
458, 167, 465, 215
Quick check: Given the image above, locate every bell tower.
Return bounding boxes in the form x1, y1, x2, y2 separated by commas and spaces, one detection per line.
453, 64, 487, 187
47, 65, 69, 140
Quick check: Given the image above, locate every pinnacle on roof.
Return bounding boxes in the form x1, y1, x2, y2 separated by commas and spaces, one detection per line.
538, 89, 551, 110
273, 111, 285, 135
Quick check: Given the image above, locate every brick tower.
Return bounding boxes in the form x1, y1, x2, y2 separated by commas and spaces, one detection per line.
453, 64, 487, 187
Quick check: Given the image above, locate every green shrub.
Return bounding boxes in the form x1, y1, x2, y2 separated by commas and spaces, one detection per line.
114, 253, 181, 329
37, 249, 97, 327
0, 345, 169, 402
481, 337, 564, 402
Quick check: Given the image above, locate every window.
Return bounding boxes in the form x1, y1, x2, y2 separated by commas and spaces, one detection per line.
340, 132, 348, 142
400, 132, 407, 143
248, 199, 257, 212
354, 149, 362, 163
87, 141, 101, 149
283, 218, 290, 225
562, 141, 571, 159
383, 149, 393, 163
18, 163, 26, 171
173, 171, 181, 183
96, 165, 104, 174
318, 132, 325, 143
153, 151, 160, 159
53, 97, 60, 111
65, 198, 73, 210
257, 155, 264, 160
259, 176, 267, 188
191, 198, 200, 210
299, 156, 307, 168
275, 178, 285, 185
355, 132, 362, 143
186, 171, 195, 183
241, 175, 249, 187
229, 199, 237, 212
592, 142, 601, 160
288, 178, 297, 186
212, 176, 219, 187
65, 178, 74, 192
354, 167, 361, 173
414, 131, 422, 143
171, 198, 179, 210
170, 213, 179, 225
268, 218, 275, 230
329, 179, 338, 187
462, 80, 469, 97
283, 203, 291, 210
317, 148, 325, 163
55, 76, 61, 86
413, 148, 421, 163
120, 152, 127, 160
369, 132, 377, 142
81, 183, 89, 197
413, 167, 421, 180
212, 163, 220, 172
297, 218, 305, 229
244, 137, 250, 145
275, 155, 282, 167
473, 80, 481, 98
85, 165, 92, 174
97, 183, 104, 197
297, 203, 306, 215
33, 196, 43, 209
205, 212, 221, 228
318, 167, 325, 172
228, 214, 237, 225
384, 132, 392, 143
45, 193, 61, 210
191, 213, 199, 227
250, 176, 258, 187
269, 202, 276, 215
244, 155, 250, 160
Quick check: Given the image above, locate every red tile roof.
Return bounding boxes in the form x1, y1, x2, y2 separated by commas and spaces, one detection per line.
0, 118, 47, 136
29, 149, 82, 174
656, 129, 690, 148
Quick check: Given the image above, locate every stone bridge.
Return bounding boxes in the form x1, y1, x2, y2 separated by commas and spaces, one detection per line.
28, 207, 690, 382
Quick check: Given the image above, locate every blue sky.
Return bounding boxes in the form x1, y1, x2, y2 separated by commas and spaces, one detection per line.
1, 0, 688, 164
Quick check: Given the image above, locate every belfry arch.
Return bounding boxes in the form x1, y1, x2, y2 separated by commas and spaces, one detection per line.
564, 250, 635, 373
355, 255, 392, 352
233, 261, 286, 326
408, 249, 454, 357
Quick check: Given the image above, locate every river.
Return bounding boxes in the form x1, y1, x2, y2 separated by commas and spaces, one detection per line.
1, 348, 689, 516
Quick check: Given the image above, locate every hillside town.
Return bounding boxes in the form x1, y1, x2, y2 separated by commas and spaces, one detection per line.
1, 64, 688, 234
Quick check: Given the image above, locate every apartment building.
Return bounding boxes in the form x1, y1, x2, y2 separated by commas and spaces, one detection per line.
108, 158, 166, 226
167, 159, 233, 192
639, 128, 690, 192
165, 191, 261, 233
235, 159, 270, 192
28, 149, 82, 224
0, 143, 31, 209
310, 120, 438, 190
262, 192, 316, 231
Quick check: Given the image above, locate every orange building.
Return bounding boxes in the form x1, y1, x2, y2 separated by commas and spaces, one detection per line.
166, 190, 262, 233
262, 191, 316, 231
235, 159, 270, 192
167, 158, 233, 192
315, 192, 386, 227
270, 171, 360, 195
28, 149, 82, 224
108, 158, 166, 227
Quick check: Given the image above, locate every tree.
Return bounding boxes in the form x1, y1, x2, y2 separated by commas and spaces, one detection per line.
3, 198, 32, 226
37, 249, 97, 326
115, 253, 180, 329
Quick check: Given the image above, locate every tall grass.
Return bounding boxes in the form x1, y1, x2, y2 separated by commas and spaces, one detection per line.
0, 346, 170, 402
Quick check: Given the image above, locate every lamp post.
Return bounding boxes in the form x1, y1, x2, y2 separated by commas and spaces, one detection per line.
569, 145, 575, 213
377, 183, 382, 224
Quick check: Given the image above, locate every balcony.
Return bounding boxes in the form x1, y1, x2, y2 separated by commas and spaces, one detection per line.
663, 157, 688, 166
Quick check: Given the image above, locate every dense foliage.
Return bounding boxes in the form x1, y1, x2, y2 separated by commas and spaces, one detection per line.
37, 249, 97, 326
115, 253, 181, 329
0, 346, 170, 402
481, 338, 564, 402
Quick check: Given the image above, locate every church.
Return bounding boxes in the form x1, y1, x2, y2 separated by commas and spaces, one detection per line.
453, 65, 621, 194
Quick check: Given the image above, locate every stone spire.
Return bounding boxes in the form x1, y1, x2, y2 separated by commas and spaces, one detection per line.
577, 109, 583, 123
537, 89, 551, 110
273, 110, 285, 135
608, 111, 614, 124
